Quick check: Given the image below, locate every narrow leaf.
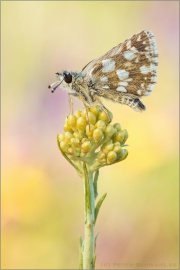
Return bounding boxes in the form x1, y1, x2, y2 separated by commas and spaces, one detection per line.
94, 193, 107, 224
93, 170, 99, 200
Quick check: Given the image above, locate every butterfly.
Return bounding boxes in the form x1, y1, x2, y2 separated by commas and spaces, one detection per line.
48, 30, 158, 116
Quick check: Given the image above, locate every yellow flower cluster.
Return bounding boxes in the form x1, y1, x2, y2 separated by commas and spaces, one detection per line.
57, 106, 128, 172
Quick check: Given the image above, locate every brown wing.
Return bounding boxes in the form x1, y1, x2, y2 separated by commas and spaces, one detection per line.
82, 30, 158, 97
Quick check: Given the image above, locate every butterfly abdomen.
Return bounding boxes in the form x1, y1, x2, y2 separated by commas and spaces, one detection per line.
121, 97, 146, 112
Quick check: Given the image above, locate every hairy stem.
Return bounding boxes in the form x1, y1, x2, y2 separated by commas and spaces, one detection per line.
82, 163, 95, 269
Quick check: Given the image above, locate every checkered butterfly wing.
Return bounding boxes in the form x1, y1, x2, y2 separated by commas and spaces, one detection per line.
82, 30, 158, 98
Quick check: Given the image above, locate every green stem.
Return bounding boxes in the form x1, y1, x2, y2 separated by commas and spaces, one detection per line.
82, 163, 95, 269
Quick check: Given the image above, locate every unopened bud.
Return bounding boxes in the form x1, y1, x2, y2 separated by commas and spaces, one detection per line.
113, 123, 121, 131
121, 129, 128, 144
67, 115, 77, 127
113, 145, 121, 153
64, 122, 72, 132
64, 131, 73, 142
58, 133, 64, 141
73, 132, 83, 141
87, 111, 96, 125
70, 138, 80, 147
60, 141, 68, 150
95, 120, 106, 132
107, 151, 117, 164
76, 117, 87, 131
93, 128, 104, 142
98, 111, 110, 123
86, 124, 95, 138
81, 141, 91, 153
105, 125, 116, 138
90, 106, 100, 117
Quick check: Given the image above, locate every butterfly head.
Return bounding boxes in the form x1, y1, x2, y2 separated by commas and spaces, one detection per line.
48, 71, 74, 93
57, 71, 72, 84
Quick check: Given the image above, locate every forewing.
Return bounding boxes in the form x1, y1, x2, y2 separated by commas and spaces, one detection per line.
82, 30, 158, 97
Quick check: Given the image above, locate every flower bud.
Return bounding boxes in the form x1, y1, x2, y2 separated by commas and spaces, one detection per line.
75, 110, 82, 118
67, 115, 77, 127
103, 143, 114, 153
70, 138, 80, 147
113, 145, 121, 153
64, 122, 72, 132
76, 117, 87, 131
81, 141, 91, 153
58, 133, 64, 141
107, 151, 117, 164
93, 128, 104, 142
113, 123, 121, 132
90, 106, 100, 117
60, 141, 68, 150
117, 149, 128, 161
81, 108, 88, 118
64, 131, 73, 142
105, 125, 116, 138
112, 131, 124, 143
98, 111, 110, 123
81, 138, 89, 143
73, 132, 83, 141
86, 124, 95, 138
88, 111, 96, 125
98, 151, 106, 160
57, 106, 128, 171
121, 129, 128, 144
95, 120, 106, 132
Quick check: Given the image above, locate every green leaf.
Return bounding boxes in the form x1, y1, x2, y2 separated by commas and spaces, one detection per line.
94, 193, 107, 224
93, 170, 99, 200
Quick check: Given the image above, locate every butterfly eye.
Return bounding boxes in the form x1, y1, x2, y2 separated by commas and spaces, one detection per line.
63, 72, 72, 84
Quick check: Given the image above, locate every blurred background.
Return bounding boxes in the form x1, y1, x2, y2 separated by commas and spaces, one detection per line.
1, 1, 179, 269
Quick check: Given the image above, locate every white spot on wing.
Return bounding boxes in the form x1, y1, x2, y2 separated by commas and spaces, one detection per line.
151, 76, 157, 82
144, 91, 151, 96
140, 65, 150, 74
102, 59, 115, 73
100, 76, 108, 82
152, 57, 158, 63
117, 86, 127, 92
116, 69, 129, 80
151, 64, 158, 72
123, 51, 136, 60
137, 90, 142, 95
119, 81, 128, 86
147, 84, 154, 91
131, 46, 139, 53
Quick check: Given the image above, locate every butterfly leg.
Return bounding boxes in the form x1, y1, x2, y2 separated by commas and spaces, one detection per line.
93, 96, 112, 123
68, 94, 74, 115
78, 94, 91, 129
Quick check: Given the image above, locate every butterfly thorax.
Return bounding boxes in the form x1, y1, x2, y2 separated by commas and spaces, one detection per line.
56, 71, 96, 107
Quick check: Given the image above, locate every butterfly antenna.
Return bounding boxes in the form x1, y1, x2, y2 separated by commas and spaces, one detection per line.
48, 77, 65, 93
